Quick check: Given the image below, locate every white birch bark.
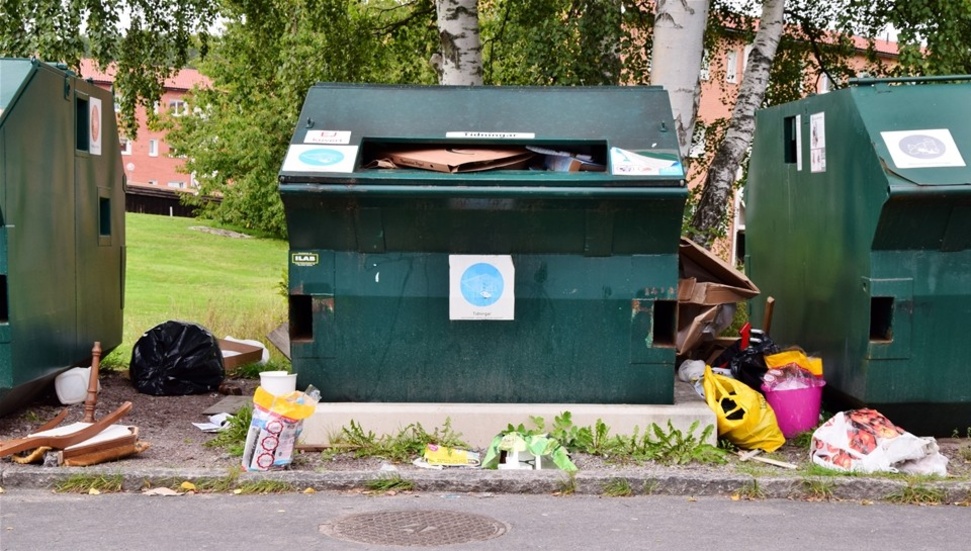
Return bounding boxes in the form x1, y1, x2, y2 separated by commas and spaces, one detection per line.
435, 0, 483, 86
690, 0, 786, 245
650, 0, 710, 158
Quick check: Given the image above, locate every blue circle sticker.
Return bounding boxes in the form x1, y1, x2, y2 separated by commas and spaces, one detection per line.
899, 135, 946, 159
460, 263, 504, 307
299, 147, 345, 166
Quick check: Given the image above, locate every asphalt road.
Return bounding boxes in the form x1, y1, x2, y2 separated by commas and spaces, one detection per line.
0, 489, 963, 550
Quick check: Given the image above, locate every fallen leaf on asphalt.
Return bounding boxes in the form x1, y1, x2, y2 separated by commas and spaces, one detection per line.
88, 488, 101, 495
180, 481, 197, 492
687, 497, 697, 502
730, 493, 740, 501
303, 487, 316, 494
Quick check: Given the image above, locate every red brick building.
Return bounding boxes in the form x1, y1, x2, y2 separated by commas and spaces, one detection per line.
80, 60, 208, 214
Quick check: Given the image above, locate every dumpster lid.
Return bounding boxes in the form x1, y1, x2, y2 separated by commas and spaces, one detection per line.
279, 83, 684, 182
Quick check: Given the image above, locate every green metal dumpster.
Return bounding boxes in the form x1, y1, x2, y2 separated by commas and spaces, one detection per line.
746, 76, 971, 434
0, 59, 126, 415
279, 84, 686, 404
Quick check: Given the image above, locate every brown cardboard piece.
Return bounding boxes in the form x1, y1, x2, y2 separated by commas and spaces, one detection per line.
677, 238, 760, 355
218, 339, 264, 370
385, 147, 534, 173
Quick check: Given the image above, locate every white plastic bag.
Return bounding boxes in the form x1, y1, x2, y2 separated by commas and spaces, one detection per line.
810, 408, 948, 476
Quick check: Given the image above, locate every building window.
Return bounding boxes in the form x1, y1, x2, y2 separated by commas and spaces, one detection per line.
167, 181, 186, 189
169, 100, 187, 117
725, 50, 738, 83
700, 50, 710, 81
149, 139, 159, 157
120, 137, 132, 156
153, 101, 159, 114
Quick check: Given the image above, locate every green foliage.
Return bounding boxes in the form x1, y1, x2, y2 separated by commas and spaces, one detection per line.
602, 477, 634, 497
0, 0, 220, 138
607, 421, 727, 465
329, 419, 467, 463
885, 483, 946, 506
165, 0, 441, 237
735, 478, 765, 500
801, 478, 835, 501
204, 405, 253, 457
530, 412, 725, 465
366, 474, 415, 492
55, 474, 125, 493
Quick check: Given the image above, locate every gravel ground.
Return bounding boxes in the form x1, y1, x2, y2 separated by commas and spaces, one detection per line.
2, 368, 970, 483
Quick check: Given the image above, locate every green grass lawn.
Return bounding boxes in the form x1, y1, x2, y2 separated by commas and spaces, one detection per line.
105, 212, 290, 368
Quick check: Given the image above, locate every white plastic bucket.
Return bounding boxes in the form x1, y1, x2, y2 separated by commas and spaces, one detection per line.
259, 370, 297, 396
54, 367, 99, 405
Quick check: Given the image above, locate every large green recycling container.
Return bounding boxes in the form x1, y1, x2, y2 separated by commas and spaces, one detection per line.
279, 84, 686, 404
746, 76, 971, 434
0, 59, 126, 415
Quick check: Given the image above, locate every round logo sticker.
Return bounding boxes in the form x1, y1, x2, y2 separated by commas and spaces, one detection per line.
460, 263, 504, 307
899, 134, 946, 159
298, 147, 345, 166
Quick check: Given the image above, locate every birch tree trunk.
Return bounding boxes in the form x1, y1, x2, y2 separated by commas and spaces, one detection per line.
434, 0, 483, 85
688, 0, 786, 245
650, 0, 710, 158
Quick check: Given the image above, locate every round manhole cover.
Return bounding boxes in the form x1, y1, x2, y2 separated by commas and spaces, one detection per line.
320, 509, 508, 547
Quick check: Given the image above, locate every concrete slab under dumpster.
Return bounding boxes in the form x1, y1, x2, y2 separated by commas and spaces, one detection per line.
0, 59, 125, 415
746, 75, 971, 434
279, 84, 687, 404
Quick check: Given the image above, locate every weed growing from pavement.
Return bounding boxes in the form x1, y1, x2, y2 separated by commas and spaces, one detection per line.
556, 472, 578, 496
885, 483, 946, 505
235, 480, 296, 494
366, 474, 415, 492
735, 478, 765, 500
55, 474, 124, 493
603, 478, 634, 497
801, 478, 836, 501
529, 414, 726, 466
328, 419, 467, 463
204, 405, 253, 457
192, 466, 242, 492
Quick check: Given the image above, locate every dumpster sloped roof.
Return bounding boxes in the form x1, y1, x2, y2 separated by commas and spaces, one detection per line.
853, 80, 971, 187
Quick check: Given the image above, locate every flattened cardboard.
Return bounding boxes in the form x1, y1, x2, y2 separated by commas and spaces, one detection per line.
677, 238, 760, 355
218, 339, 264, 370
386, 147, 533, 173
678, 238, 759, 305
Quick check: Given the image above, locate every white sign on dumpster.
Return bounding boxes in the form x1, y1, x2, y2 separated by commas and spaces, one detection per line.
880, 128, 966, 169
449, 255, 515, 320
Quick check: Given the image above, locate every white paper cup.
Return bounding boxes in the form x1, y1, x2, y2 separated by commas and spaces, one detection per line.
259, 370, 297, 396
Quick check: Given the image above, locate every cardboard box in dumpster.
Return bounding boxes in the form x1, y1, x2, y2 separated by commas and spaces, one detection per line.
677, 238, 759, 355
385, 147, 534, 173
217, 339, 264, 370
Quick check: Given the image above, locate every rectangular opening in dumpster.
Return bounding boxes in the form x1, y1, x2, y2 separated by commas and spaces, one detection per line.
654, 299, 677, 347
0, 275, 7, 322
869, 296, 894, 342
289, 295, 313, 342
360, 140, 609, 173
99, 197, 111, 237
75, 96, 89, 152
784, 115, 798, 164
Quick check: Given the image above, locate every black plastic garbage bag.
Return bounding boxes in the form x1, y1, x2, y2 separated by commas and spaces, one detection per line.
129, 321, 224, 396
712, 333, 780, 395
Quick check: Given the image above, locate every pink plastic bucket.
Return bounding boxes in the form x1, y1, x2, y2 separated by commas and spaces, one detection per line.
762, 381, 826, 438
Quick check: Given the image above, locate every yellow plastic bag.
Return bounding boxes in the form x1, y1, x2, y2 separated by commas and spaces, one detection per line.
702, 365, 785, 452
765, 349, 823, 377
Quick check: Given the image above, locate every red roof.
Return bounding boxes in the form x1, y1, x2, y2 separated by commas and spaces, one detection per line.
78, 59, 209, 90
